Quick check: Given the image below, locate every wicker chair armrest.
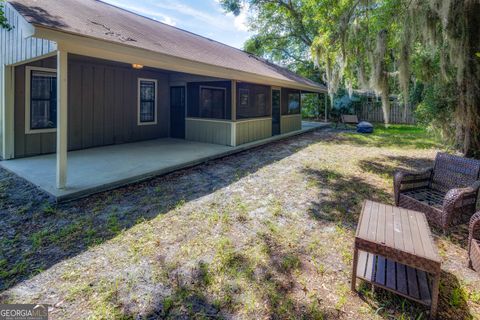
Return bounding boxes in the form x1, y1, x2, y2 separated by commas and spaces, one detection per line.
443, 181, 480, 228
444, 181, 480, 209
469, 211, 480, 255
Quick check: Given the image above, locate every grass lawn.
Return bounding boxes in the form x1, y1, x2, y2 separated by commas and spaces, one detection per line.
0, 124, 479, 319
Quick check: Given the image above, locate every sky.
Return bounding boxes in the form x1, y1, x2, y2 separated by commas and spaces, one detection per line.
101, 0, 252, 49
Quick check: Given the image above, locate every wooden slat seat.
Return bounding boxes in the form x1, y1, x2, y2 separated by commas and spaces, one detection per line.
336, 114, 359, 129
341, 114, 359, 124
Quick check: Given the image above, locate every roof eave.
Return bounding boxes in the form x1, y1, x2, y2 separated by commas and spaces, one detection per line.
31, 25, 326, 93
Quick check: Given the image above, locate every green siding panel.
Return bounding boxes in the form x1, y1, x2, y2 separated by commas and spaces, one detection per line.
280, 115, 302, 134
185, 119, 232, 146
235, 118, 272, 146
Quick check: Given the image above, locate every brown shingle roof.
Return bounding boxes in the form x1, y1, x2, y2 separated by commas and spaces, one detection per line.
9, 0, 325, 91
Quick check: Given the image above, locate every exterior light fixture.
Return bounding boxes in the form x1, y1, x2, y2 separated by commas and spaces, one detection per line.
132, 63, 144, 69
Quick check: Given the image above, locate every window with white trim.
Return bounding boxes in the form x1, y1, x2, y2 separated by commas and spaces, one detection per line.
26, 67, 57, 133
138, 79, 157, 125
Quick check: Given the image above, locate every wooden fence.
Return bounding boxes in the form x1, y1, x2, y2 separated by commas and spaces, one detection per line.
352, 101, 416, 124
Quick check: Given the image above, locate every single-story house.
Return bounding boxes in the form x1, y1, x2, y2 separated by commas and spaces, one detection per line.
0, 0, 326, 199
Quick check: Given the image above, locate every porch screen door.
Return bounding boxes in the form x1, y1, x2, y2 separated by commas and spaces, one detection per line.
170, 86, 186, 139
272, 89, 281, 135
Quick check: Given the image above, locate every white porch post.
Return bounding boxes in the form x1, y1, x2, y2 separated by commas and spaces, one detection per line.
56, 49, 68, 189
2, 65, 15, 159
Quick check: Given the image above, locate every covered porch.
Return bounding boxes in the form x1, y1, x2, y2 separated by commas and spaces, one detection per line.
2, 50, 326, 199
1, 0, 328, 202
0, 121, 327, 201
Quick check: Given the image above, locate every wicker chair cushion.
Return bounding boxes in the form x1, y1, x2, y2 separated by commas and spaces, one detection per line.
402, 187, 445, 209
431, 153, 480, 193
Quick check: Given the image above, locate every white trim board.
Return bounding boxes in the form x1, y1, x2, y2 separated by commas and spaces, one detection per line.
281, 114, 302, 118
185, 117, 232, 124
236, 117, 272, 123
2, 65, 15, 159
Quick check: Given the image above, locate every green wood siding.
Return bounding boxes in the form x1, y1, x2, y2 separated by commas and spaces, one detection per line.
185, 118, 233, 146
280, 114, 302, 134
235, 118, 272, 146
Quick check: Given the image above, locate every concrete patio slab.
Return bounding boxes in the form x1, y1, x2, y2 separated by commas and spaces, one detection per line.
0, 121, 329, 201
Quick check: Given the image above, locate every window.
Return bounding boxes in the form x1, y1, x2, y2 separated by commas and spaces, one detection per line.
25, 67, 57, 134
236, 84, 271, 119
239, 88, 249, 108
287, 93, 300, 114
138, 79, 157, 125
256, 93, 266, 114
199, 86, 226, 119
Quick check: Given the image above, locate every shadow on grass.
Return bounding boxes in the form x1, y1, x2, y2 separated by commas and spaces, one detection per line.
358, 155, 434, 179
0, 130, 324, 292
123, 231, 343, 319
437, 270, 473, 320
302, 168, 391, 227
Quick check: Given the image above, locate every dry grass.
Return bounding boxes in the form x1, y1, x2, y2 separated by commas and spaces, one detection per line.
0, 125, 479, 319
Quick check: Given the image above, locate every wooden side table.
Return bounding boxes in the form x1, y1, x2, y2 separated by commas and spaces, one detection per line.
352, 200, 441, 319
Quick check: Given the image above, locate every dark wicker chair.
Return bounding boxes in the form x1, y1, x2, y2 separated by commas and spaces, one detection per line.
468, 212, 480, 272
394, 152, 480, 231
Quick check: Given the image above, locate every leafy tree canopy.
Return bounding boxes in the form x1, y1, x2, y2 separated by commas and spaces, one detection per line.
0, 1, 11, 30
222, 0, 480, 157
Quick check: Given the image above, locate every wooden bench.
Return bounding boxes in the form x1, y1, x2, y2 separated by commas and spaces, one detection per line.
352, 200, 441, 319
337, 114, 359, 128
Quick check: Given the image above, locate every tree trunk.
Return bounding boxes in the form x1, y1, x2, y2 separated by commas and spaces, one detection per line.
380, 92, 390, 125
459, 1, 480, 158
